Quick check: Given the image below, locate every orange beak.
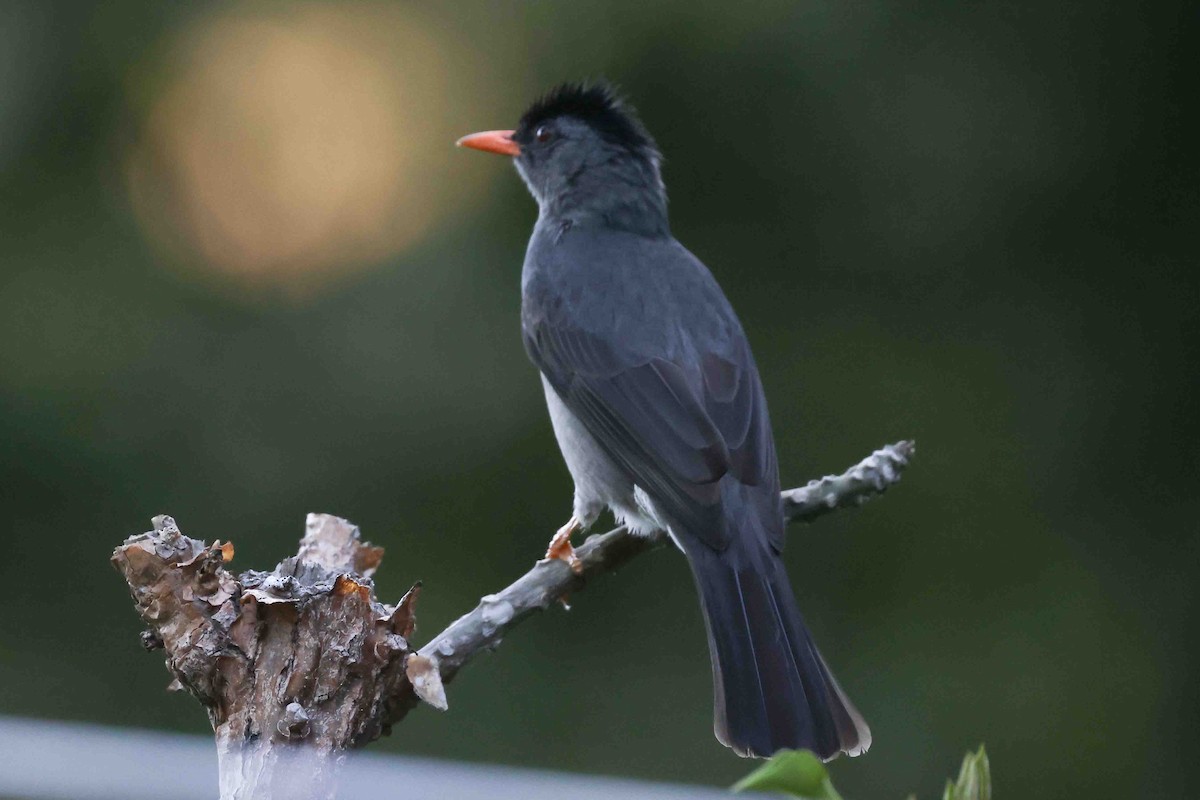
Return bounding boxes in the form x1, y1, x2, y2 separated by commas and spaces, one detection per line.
456, 129, 520, 157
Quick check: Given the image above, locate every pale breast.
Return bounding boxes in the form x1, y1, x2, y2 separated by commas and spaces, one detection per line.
540, 374, 662, 536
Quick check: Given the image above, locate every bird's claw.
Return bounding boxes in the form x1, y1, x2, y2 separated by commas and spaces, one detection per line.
545, 517, 583, 574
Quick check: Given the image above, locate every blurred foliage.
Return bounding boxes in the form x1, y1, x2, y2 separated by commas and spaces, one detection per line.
0, 1, 1196, 799
939, 747, 990, 800
733, 746, 988, 800
733, 749, 844, 799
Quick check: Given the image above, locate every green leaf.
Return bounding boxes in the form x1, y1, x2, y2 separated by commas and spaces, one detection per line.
731, 749, 844, 799
941, 746, 990, 800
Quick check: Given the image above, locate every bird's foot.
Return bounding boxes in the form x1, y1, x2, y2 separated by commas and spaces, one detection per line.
545, 516, 583, 574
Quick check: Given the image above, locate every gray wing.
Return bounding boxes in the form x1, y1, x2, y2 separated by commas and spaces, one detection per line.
523, 313, 780, 553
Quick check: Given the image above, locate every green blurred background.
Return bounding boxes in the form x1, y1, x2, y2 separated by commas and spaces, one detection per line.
1, 1, 1195, 797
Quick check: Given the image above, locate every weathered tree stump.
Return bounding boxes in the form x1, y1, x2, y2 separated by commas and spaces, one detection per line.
112, 514, 419, 799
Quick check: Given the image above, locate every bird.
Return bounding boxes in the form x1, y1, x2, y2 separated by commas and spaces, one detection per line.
456, 82, 870, 761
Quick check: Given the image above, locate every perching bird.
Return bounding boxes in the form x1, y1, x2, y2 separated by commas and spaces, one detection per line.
457, 83, 870, 760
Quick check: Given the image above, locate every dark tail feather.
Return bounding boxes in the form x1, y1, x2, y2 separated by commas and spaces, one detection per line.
682, 538, 871, 760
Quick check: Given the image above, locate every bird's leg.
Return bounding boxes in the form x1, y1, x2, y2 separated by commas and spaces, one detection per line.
545, 516, 583, 574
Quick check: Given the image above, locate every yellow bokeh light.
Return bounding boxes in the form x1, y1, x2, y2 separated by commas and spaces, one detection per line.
124, 3, 494, 293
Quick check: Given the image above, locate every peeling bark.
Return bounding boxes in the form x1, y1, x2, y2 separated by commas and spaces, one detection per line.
112, 514, 419, 799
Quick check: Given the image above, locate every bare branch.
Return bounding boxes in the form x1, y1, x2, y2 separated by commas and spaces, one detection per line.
783, 440, 916, 523
386, 439, 916, 725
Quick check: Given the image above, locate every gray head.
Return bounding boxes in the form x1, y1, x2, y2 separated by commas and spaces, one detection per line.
458, 83, 669, 237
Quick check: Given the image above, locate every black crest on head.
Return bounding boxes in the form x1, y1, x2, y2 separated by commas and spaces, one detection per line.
517, 82, 659, 158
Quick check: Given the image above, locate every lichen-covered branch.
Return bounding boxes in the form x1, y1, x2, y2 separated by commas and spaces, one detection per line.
112, 440, 913, 799
783, 440, 915, 523
388, 440, 916, 722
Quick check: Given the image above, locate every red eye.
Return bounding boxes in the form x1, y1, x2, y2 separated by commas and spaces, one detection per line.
535, 125, 553, 143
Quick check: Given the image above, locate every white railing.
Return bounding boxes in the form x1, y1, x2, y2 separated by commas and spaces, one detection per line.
0, 716, 730, 799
